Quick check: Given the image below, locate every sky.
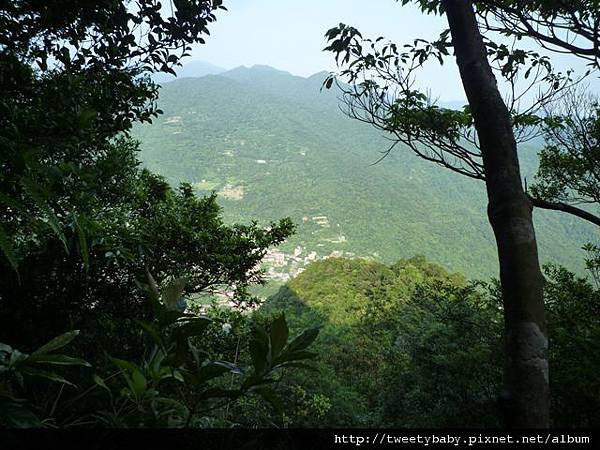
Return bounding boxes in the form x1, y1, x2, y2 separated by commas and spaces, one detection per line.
187, 0, 598, 102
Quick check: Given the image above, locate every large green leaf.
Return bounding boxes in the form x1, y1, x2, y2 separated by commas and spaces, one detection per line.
110, 357, 142, 376
197, 361, 242, 384
269, 315, 289, 358
249, 327, 271, 376
277, 361, 319, 372
27, 354, 90, 367
158, 310, 184, 328
171, 317, 211, 341
276, 351, 318, 365
18, 367, 75, 386
285, 327, 320, 354
31, 330, 80, 356
131, 370, 148, 398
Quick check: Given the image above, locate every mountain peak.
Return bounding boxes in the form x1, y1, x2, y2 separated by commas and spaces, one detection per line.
250, 64, 289, 73
308, 70, 331, 80
152, 60, 224, 83
223, 64, 293, 77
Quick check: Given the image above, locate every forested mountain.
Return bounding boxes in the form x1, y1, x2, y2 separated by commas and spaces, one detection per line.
134, 64, 596, 279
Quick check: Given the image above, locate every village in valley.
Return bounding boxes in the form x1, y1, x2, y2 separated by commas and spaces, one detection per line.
203, 215, 358, 311
261, 214, 356, 283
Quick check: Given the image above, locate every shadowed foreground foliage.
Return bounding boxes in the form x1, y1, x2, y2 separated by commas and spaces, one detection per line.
255, 257, 600, 428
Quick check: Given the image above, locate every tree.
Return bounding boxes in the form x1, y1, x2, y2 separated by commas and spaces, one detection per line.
1, 0, 225, 278
0, 0, 297, 353
324, 0, 553, 426
476, 1, 600, 69
527, 88, 600, 226
465, 1, 600, 227
0, 0, 324, 428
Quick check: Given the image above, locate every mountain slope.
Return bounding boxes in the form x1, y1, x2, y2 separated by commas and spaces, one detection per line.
133, 65, 596, 279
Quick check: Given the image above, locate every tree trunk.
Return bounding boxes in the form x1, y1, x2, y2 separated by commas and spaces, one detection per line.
442, 0, 549, 428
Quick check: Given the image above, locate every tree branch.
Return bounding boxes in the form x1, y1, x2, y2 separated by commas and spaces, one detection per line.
529, 195, 600, 227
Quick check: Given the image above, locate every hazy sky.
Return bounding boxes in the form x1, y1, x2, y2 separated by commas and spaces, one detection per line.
189, 0, 597, 102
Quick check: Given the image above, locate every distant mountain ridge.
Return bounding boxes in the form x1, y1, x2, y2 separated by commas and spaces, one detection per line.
134, 64, 596, 279
152, 60, 225, 83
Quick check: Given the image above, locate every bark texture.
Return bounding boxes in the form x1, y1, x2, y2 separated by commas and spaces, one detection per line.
442, 0, 549, 428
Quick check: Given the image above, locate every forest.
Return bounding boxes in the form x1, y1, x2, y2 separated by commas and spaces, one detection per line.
1, 0, 600, 439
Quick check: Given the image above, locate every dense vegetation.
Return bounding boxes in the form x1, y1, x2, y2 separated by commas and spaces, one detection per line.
0, 0, 318, 428
258, 257, 600, 428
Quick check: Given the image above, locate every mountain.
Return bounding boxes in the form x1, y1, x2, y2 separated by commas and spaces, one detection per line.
133, 65, 596, 279
151, 60, 225, 84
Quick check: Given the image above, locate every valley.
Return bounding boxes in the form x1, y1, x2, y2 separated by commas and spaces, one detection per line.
134, 64, 597, 282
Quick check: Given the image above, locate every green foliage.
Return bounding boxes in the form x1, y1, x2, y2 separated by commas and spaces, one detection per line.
543, 264, 600, 427
85, 279, 319, 428
0, 0, 319, 430
3, 0, 599, 431
376, 280, 502, 427
473, 1, 600, 69
531, 94, 600, 207
261, 256, 600, 427
0, 279, 320, 428
0, 331, 90, 428
1, 1, 225, 74
322, 18, 571, 180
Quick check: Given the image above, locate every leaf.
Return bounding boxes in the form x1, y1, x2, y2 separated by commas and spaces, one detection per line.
111, 358, 146, 398
278, 361, 319, 372
110, 357, 141, 376
136, 320, 166, 351
21, 178, 68, 253
19, 367, 75, 386
28, 354, 90, 367
277, 351, 318, 364
286, 327, 320, 353
158, 310, 184, 328
78, 108, 97, 128
269, 315, 288, 358
73, 214, 89, 269
249, 327, 270, 376
173, 334, 189, 367
0, 223, 19, 274
0, 397, 42, 428
32, 330, 80, 356
197, 361, 242, 384
170, 369, 185, 383
131, 370, 147, 398
92, 374, 111, 393
0, 343, 13, 354
172, 317, 211, 340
